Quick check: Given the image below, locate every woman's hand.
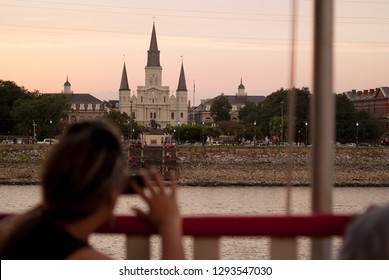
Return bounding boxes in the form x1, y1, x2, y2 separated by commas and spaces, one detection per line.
131, 168, 184, 259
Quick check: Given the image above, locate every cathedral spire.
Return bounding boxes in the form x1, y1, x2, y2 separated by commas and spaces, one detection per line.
119, 62, 129, 90
177, 59, 187, 91
147, 22, 161, 67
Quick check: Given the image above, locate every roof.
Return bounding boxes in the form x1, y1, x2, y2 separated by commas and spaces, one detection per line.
344, 87, 389, 101
193, 94, 265, 112
147, 23, 161, 67
64, 76, 71, 86
119, 62, 130, 90
177, 62, 187, 91
203, 94, 265, 106
238, 78, 245, 90
44, 93, 103, 104
64, 93, 102, 104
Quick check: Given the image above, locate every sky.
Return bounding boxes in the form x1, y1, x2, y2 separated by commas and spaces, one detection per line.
1, 0, 388, 105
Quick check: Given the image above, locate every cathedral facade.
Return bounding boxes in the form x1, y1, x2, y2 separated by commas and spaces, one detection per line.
118, 23, 188, 129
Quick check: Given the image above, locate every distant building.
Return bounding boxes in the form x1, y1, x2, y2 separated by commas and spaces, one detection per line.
344, 87, 389, 119
193, 79, 265, 124
119, 23, 188, 129
46, 77, 106, 123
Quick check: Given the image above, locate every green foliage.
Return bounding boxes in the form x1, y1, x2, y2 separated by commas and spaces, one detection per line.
210, 95, 232, 122
217, 121, 245, 136
257, 87, 310, 142
173, 124, 220, 143
0, 80, 34, 134
238, 101, 261, 125
335, 94, 357, 143
19, 152, 32, 162
269, 116, 282, 138
335, 95, 379, 143
104, 111, 144, 139
11, 94, 69, 139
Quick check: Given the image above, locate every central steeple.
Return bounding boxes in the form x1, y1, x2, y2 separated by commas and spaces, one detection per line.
147, 23, 161, 67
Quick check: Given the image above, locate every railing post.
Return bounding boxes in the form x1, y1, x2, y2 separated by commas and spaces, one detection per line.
270, 237, 297, 260
126, 236, 150, 260
193, 237, 219, 260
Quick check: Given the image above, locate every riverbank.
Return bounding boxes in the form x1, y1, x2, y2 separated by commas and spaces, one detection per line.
1, 144, 389, 187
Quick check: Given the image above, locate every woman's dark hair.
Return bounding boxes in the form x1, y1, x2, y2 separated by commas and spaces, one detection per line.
0, 120, 126, 256
41, 120, 126, 221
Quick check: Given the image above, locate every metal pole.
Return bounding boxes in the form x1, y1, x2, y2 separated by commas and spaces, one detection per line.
49, 119, 52, 145
305, 121, 308, 147
280, 101, 284, 143
312, 0, 334, 259
356, 122, 359, 147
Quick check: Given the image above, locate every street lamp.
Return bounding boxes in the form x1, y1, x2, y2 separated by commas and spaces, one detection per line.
32, 120, 37, 144
49, 119, 52, 145
280, 101, 284, 142
202, 121, 205, 146
253, 121, 257, 145
305, 121, 308, 147
356, 122, 359, 147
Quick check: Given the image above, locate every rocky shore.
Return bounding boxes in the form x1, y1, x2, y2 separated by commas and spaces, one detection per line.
1, 144, 389, 187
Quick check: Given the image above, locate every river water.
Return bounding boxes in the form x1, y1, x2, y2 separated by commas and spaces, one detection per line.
1, 185, 388, 259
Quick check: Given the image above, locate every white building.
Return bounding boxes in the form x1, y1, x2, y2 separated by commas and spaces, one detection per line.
46, 77, 105, 123
119, 23, 188, 129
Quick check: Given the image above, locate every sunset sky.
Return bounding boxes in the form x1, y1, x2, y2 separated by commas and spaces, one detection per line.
1, 0, 388, 105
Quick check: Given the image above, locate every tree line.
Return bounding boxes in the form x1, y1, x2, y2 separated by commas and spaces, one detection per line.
0, 80, 381, 144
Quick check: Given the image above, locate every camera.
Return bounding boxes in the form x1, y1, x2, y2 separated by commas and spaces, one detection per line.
122, 174, 145, 194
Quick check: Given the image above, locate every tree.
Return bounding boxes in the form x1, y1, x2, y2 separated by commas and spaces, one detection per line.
11, 94, 69, 139
257, 87, 310, 142
0, 80, 34, 134
356, 111, 380, 142
238, 101, 261, 125
104, 111, 130, 137
335, 94, 379, 143
210, 95, 232, 122
104, 111, 144, 139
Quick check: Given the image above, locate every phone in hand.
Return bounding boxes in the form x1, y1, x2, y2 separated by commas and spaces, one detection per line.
122, 174, 146, 195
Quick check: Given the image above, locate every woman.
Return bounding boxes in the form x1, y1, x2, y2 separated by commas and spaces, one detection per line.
0, 120, 184, 260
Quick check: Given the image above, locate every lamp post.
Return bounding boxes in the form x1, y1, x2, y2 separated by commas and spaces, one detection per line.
32, 120, 37, 144
202, 121, 205, 146
253, 121, 257, 145
49, 119, 52, 145
280, 101, 284, 142
305, 121, 308, 147
356, 122, 359, 147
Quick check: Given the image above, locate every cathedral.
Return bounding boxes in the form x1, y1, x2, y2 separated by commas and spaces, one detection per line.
118, 23, 188, 129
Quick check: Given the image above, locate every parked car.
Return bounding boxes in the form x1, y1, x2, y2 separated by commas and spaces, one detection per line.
255, 140, 268, 146
37, 138, 58, 144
